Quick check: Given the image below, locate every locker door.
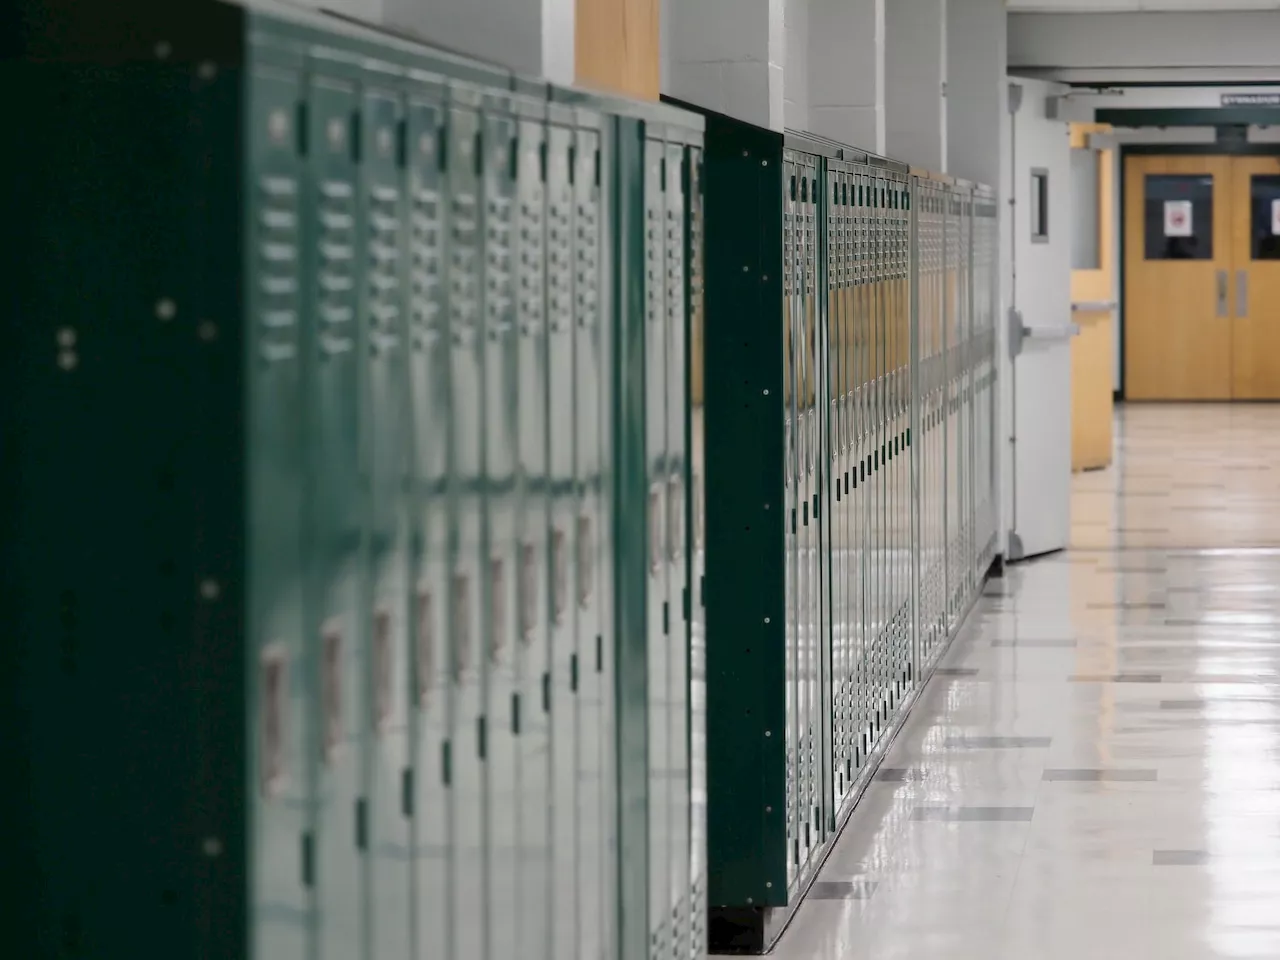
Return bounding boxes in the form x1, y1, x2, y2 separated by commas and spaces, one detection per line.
782, 155, 799, 888
406, 90, 451, 960
663, 137, 691, 959
303, 72, 365, 960
545, 117, 580, 960
360, 83, 413, 960
513, 101, 552, 960
643, 132, 671, 958
574, 121, 609, 960
248, 62, 310, 960
445, 86, 487, 960
685, 142, 708, 959
481, 97, 521, 960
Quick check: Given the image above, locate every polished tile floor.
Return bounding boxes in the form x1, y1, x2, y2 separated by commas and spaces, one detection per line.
777, 404, 1280, 960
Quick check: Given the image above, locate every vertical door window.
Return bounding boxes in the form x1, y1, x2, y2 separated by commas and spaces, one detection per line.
1030, 168, 1050, 243
1144, 174, 1214, 260
1250, 174, 1280, 260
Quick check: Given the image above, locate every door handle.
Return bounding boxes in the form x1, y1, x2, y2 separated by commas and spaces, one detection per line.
1023, 323, 1081, 341
1070, 301, 1117, 313
1237, 270, 1249, 318
1217, 270, 1228, 317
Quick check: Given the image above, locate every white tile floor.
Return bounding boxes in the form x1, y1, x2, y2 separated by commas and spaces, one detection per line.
774, 405, 1280, 960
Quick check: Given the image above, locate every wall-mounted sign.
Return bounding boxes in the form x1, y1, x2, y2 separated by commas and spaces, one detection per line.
1221, 93, 1280, 107
1164, 200, 1193, 238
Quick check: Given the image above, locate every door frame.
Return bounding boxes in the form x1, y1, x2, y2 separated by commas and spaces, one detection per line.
1117, 141, 1280, 399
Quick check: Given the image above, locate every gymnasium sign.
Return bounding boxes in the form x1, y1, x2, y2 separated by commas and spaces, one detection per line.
1221, 94, 1280, 107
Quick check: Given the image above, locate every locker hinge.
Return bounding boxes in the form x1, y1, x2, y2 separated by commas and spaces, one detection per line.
477, 715, 487, 758
570, 653, 579, 691
542, 671, 551, 711
512, 692, 522, 735
441, 740, 452, 785
568, 144, 577, 183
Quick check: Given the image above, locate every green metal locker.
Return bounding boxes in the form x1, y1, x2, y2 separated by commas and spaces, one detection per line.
545, 105, 580, 960
480, 85, 521, 960
511, 77, 553, 960
358, 74, 413, 960
405, 71, 451, 960
444, 80, 488, 960
573, 112, 610, 960
301, 61, 366, 960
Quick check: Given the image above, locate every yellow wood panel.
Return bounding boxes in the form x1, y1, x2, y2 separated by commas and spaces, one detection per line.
1229, 156, 1280, 399
1123, 154, 1233, 400
575, 0, 659, 100
1071, 313, 1113, 471
1069, 124, 1115, 470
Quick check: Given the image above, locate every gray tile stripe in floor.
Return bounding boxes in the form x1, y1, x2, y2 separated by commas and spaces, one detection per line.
911, 807, 1036, 822
1041, 769, 1158, 782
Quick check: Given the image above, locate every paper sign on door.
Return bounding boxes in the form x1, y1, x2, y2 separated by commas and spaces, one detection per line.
1164, 200, 1193, 238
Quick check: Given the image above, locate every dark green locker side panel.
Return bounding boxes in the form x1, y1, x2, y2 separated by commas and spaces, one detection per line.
0, 4, 250, 957
405, 81, 452, 960
300, 66, 366, 960
512, 86, 553, 960
480, 86, 521, 960
696, 111, 788, 929
445, 80, 488, 960
358, 72, 413, 960
246, 55, 312, 960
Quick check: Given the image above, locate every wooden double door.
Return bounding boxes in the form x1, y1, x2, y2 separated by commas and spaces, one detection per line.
1126, 154, 1280, 400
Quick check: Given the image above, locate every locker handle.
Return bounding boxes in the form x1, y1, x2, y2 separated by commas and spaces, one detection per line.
576, 515, 594, 608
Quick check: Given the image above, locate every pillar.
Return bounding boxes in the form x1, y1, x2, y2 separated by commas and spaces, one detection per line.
664, 0, 785, 131
808, 0, 885, 153
382, 0, 576, 85
884, 0, 946, 171
946, 0, 1006, 186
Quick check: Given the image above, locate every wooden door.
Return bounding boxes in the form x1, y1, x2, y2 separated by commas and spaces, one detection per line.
1070, 124, 1115, 471
1229, 156, 1280, 399
1124, 154, 1233, 400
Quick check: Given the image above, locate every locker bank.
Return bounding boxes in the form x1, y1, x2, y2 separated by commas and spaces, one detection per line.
6, 1, 1280, 959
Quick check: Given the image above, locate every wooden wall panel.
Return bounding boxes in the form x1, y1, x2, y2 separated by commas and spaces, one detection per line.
575, 0, 660, 101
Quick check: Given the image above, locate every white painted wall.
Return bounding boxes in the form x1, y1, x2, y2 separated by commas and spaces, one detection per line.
947, 0, 1007, 186
383, 0, 553, 76
784, 0, 810, 131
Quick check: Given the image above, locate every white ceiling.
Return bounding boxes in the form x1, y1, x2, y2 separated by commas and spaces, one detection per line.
1008, 0, 1280, 10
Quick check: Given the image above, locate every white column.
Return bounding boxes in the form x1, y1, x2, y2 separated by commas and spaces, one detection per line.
808, 0, 885, 152
664, 0, 786, 131
884, 0, 946, 170
946, 0, 1007, 186
382, 0, 574, 83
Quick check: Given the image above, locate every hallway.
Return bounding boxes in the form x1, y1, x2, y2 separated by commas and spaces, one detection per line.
775, 404, 1280, 960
